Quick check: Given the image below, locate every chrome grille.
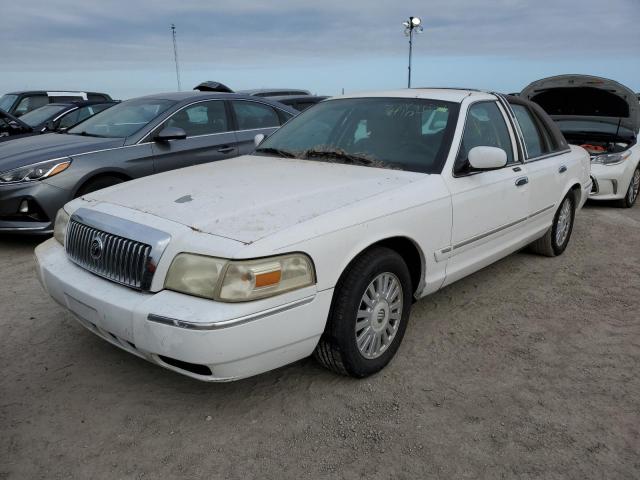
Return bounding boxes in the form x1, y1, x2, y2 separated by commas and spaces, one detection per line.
65, 219, 153, 290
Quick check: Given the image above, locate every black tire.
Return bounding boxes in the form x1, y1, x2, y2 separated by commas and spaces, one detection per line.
314, 246, 413, 378
529, 193, 576, 257
76, 175, 124, 197
616, 166, 640, 208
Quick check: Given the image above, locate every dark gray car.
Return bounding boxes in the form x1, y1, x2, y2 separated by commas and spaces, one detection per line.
0, 92, 297, 233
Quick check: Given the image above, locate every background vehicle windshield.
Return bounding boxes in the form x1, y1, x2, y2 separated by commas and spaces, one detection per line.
19, 105, 68, 126
256, 97, 460, 173
0, 95, 18, 112
68, 98, 175, 138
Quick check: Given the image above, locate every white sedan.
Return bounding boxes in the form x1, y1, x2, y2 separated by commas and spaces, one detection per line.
521, 75, 640, 208
35, 89, 592, 381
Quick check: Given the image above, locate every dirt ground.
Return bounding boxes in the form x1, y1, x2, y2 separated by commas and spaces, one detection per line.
1, 202, 639, 479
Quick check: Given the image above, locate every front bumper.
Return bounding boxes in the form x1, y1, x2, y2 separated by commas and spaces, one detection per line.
35, 238, 332, 381
0, 181, 70, 233
589, 160, 636, 201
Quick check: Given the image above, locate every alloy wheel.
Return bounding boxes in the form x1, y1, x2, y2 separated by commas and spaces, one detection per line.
555, 197, 573, 247
628, 169, 640, 205
355, 272, 403, 360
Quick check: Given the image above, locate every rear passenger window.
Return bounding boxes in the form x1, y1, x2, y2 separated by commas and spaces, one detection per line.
232, 101, 280, 130
166, 100, 229, 137
455, 102, 514, 173
511, 104, 548, 159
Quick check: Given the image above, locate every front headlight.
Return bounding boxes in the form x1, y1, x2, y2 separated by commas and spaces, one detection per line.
0, 158, 71, 184
53, 208, 70, 246
165, 253, 315, 302
592, 151, 631, 165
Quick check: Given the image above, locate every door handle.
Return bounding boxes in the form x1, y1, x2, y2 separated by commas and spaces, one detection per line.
217, 146, 235, 154
515, 176, 529, 187
558, 165, 567, 174
512, 166, 522, 172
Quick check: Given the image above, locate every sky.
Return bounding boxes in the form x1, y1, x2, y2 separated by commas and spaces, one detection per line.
1, 0, 639, 100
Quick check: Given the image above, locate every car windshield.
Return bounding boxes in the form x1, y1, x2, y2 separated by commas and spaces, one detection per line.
0, 94, 18, 112
556, 119, 634, 138
255, 97, 460, 174
68, 98, 176, 138
19, 105, 68, 127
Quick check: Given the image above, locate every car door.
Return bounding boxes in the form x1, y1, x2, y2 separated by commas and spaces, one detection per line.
509, 102, 567, 228
151, 99, 238, 173
230, 100, 285, 155
442, 100, 529, 285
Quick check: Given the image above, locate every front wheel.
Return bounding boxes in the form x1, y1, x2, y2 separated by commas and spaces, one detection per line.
617, 167, 640, 208
314, 247, 413, 378
529, 193, 575, 257
76, 175, 124, 197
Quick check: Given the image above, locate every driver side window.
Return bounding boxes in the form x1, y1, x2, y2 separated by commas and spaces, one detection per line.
455, 102, 514, 174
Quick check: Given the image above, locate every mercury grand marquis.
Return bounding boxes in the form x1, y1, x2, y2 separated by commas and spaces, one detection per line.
35, 89, 592, 381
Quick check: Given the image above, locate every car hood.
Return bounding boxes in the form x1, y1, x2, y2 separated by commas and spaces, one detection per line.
85, 155, 425, 244
520, 75, 639, 132
0, 133, 123, 172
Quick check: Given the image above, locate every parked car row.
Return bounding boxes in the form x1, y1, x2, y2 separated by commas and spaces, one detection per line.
3, 74, 639, 383
0, 92, 297, 232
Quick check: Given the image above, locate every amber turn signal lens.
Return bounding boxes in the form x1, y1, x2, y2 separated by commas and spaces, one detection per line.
47, 161, 71, 177
254, 270, 282, 288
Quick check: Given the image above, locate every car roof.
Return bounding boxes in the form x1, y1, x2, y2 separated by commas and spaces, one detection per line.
5, 90, 109, 96
269, 95, 328, 102
133, 91, 263, 101
237, 89, 311, 96
47, 100, 117, 107
336, 88, 497, 103
130, 91, 299, 113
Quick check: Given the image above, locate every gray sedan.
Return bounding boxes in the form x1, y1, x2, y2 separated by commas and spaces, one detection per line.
0, 92, 297, 233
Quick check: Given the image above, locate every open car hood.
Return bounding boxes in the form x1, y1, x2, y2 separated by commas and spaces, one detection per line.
520, 75, 639, 133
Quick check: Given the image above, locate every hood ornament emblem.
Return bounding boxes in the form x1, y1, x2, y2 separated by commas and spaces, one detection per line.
90, 237, 104, 260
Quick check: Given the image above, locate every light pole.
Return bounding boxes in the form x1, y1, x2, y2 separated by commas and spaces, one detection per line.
403, 16, 423, 88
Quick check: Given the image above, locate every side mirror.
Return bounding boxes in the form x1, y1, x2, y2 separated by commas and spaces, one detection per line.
468, 146, 507, 170
154, 126, 187, 142
254, 133, 266, 147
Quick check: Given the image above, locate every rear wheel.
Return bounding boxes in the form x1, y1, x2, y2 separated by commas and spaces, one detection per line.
76, 175, 124, 197
529, 193, 575, 257
314, 247, 412, 378
617, 167, 640, 208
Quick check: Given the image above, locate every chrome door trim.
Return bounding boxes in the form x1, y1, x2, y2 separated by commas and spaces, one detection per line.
434, 204, 555, 262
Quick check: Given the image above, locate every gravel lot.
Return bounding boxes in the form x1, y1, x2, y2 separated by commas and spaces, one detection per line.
1, 202, 639, 479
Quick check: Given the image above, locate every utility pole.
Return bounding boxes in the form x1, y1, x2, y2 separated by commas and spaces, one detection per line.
171, 24, 182, 91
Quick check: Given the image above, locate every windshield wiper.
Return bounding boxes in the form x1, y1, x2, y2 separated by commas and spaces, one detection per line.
254, 147, 298, 158
302, 148, 378, 166
70, 131, 105, 138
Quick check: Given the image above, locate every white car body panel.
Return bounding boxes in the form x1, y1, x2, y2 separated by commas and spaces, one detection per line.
589, 141, 640, 201
35, 89, 592, 381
